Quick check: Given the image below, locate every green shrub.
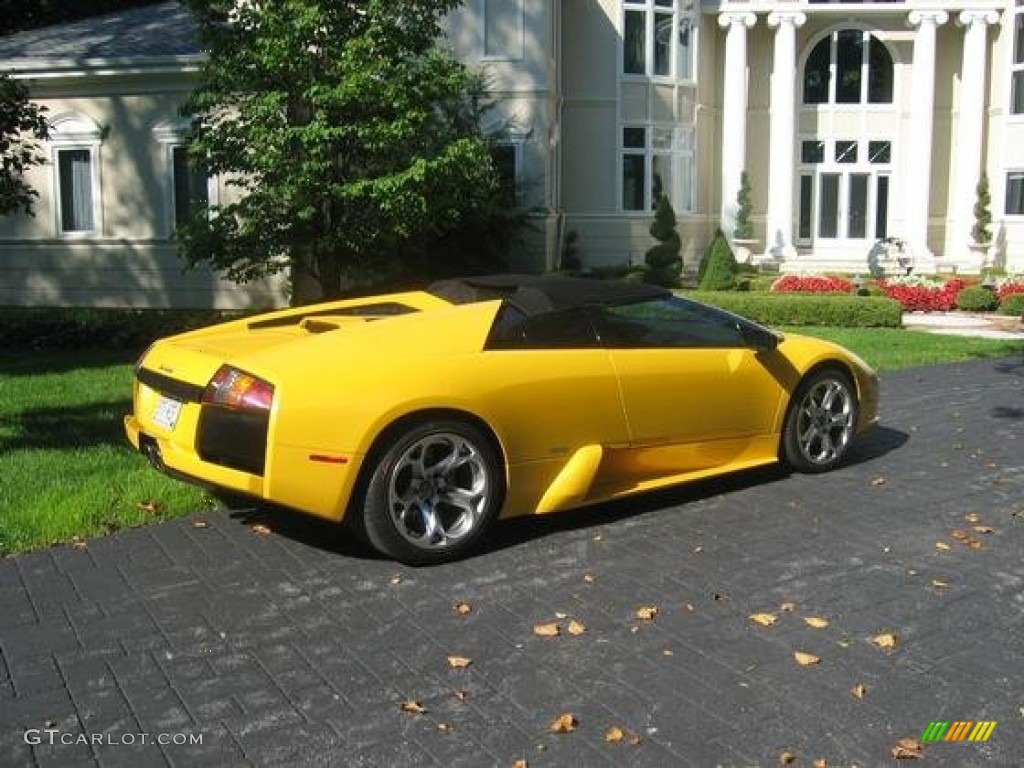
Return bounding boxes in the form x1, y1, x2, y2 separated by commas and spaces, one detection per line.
734, 171, 754, 241
687, 292, 902, 328
698, 229, 738, 291
998, 293, 1024, 317
955, 285, 998, 312
0, 307, 245, 351
644, 195, 682, 287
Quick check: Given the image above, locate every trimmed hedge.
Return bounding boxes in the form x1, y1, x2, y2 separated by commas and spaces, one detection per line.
955, 285, 998, 312
998, 293, 1024, 317
687, 292, 903, 328
0, 307, 245, 351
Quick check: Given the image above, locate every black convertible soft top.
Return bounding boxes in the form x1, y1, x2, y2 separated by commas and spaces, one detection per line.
428, 274, 669, 316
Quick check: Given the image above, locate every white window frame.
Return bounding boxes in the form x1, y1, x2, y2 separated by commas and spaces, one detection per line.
153, 119, 218, 239
1011, 2, 1024, 116
48, 112, 103, 238
801, 28, 894, 107
1006, 170, 1024, 216
619, 124, 693, 214
481, 0, 525, 61
621, 0, 696, 83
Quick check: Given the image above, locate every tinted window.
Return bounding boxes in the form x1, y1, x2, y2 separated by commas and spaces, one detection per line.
593, 297, 746, 349
487, 304, 600, 349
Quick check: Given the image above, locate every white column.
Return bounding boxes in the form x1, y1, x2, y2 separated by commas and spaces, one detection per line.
718, 12, 756, 240
948, 10, 998, 265
766, 11, 806, 261
906, 10, 948, 264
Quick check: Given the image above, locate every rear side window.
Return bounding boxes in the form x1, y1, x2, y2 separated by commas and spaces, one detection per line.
592, 297, 746, 349
487, 304, 601, 349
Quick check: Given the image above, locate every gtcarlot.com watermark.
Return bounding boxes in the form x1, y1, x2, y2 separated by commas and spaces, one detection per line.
25, 729, 202, 747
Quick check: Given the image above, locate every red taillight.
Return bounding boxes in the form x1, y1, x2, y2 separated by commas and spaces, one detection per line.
203, 366, 275, 411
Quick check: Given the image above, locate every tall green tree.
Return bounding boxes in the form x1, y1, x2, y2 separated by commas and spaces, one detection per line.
179, 0, 500, 300
0, 73, 48, 217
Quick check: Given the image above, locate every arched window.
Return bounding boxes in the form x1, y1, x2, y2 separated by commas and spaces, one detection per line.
803, 30, 893, 105
48, 112, 103, 236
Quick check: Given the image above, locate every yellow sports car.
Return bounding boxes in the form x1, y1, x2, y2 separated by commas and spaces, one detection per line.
125, 274, 878, 564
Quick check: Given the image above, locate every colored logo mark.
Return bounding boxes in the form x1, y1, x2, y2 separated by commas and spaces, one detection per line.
921, 721, 997, 742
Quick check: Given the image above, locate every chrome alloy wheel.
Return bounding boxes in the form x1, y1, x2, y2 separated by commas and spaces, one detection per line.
793, 377, 855, 466
386, 432, 490, 550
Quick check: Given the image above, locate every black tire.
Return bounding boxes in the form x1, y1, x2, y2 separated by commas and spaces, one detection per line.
782, 368, 858, 473
359, 420, 504, 565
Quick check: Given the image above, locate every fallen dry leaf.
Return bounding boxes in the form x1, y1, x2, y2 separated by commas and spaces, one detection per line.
749, 613, 778, 627
891, 738, 924, 759
965, 538, 985, 550
812, 760, 828, 768
533, 622, 561, 637
567, 620, 586, 636
555, 611, 568, 620
871, 632, 899, 649
71, 537, 87, 551
684, 603, 695, 612
389, 575, 403, 585
192, 519, 209, 529
583, 573, 595, 584
453, 690, 468, 702
778, 750, 797, 765
692, 545, 704, 554
935, 542, 951, 552
964, 512, 982, 523
399, 700, 425, 714
950, 529, 969, 541
871, 477, 887, 486
437, 722, 454, 732
972, 525, 994, 534
713, 593, 730, 603
605, 726, 624, 743
662, 648, 674, 656
512, 761, 528, 768
932, 579, 950, 589
137, 501, 161, 514
446, 655, 472, 669
794, 651, 820, 666
804, 617, 829, 629
780, 601, 797, 613
453, 601, 472, 615
250, 523, 272, 535
850, 683, 868, 700
549, 713, 578, 733
635, 606, 659, 621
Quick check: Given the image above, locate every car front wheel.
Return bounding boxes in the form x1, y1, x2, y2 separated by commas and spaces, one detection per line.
782, 368, 858, 473
360, 420, 504, 565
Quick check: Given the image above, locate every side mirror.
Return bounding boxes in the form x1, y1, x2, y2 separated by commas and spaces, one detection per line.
740, 323, 781, 352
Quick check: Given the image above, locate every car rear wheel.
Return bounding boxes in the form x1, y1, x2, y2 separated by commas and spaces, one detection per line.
360, 420, 503, 565
782, 368, 858, 473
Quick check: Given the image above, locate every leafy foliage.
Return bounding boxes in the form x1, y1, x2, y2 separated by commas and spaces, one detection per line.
971, 173, 992, 246
997, 293, 1024, 317
644, 194, 682, 287
0, 73, 48, 216
697, 229, 738, 291
178, 0, 500, 299
688, 292, 903, 327
955, 285, 998, 312
734, 171, 754, 241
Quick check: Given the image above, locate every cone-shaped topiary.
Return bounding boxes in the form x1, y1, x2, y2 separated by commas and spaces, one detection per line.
734, 171, 754, 241
971, 173, 992, 246
644, 193, 682, 287
698, 228, 738, 291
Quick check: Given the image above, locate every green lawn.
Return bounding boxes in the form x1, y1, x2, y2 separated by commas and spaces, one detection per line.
0, 351, 212, 555
1, 329, 1021, 555
783, 327, 1023, 370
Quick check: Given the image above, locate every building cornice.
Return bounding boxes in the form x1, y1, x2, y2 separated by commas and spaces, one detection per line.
701, 0, 1004, 17
3, 55, 206, 81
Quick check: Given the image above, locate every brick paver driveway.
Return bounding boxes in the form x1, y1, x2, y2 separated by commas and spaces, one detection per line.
1, 356, 1022, 767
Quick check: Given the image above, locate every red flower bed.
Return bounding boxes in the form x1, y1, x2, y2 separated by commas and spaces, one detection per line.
771, 275, 853, 293
996, 282, 1024, 302
878, 278, 965, 312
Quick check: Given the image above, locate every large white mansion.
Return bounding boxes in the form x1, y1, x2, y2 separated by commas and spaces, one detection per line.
0, 1, 1021, 307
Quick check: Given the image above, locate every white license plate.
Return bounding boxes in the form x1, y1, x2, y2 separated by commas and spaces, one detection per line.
152, 396, 182, 430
